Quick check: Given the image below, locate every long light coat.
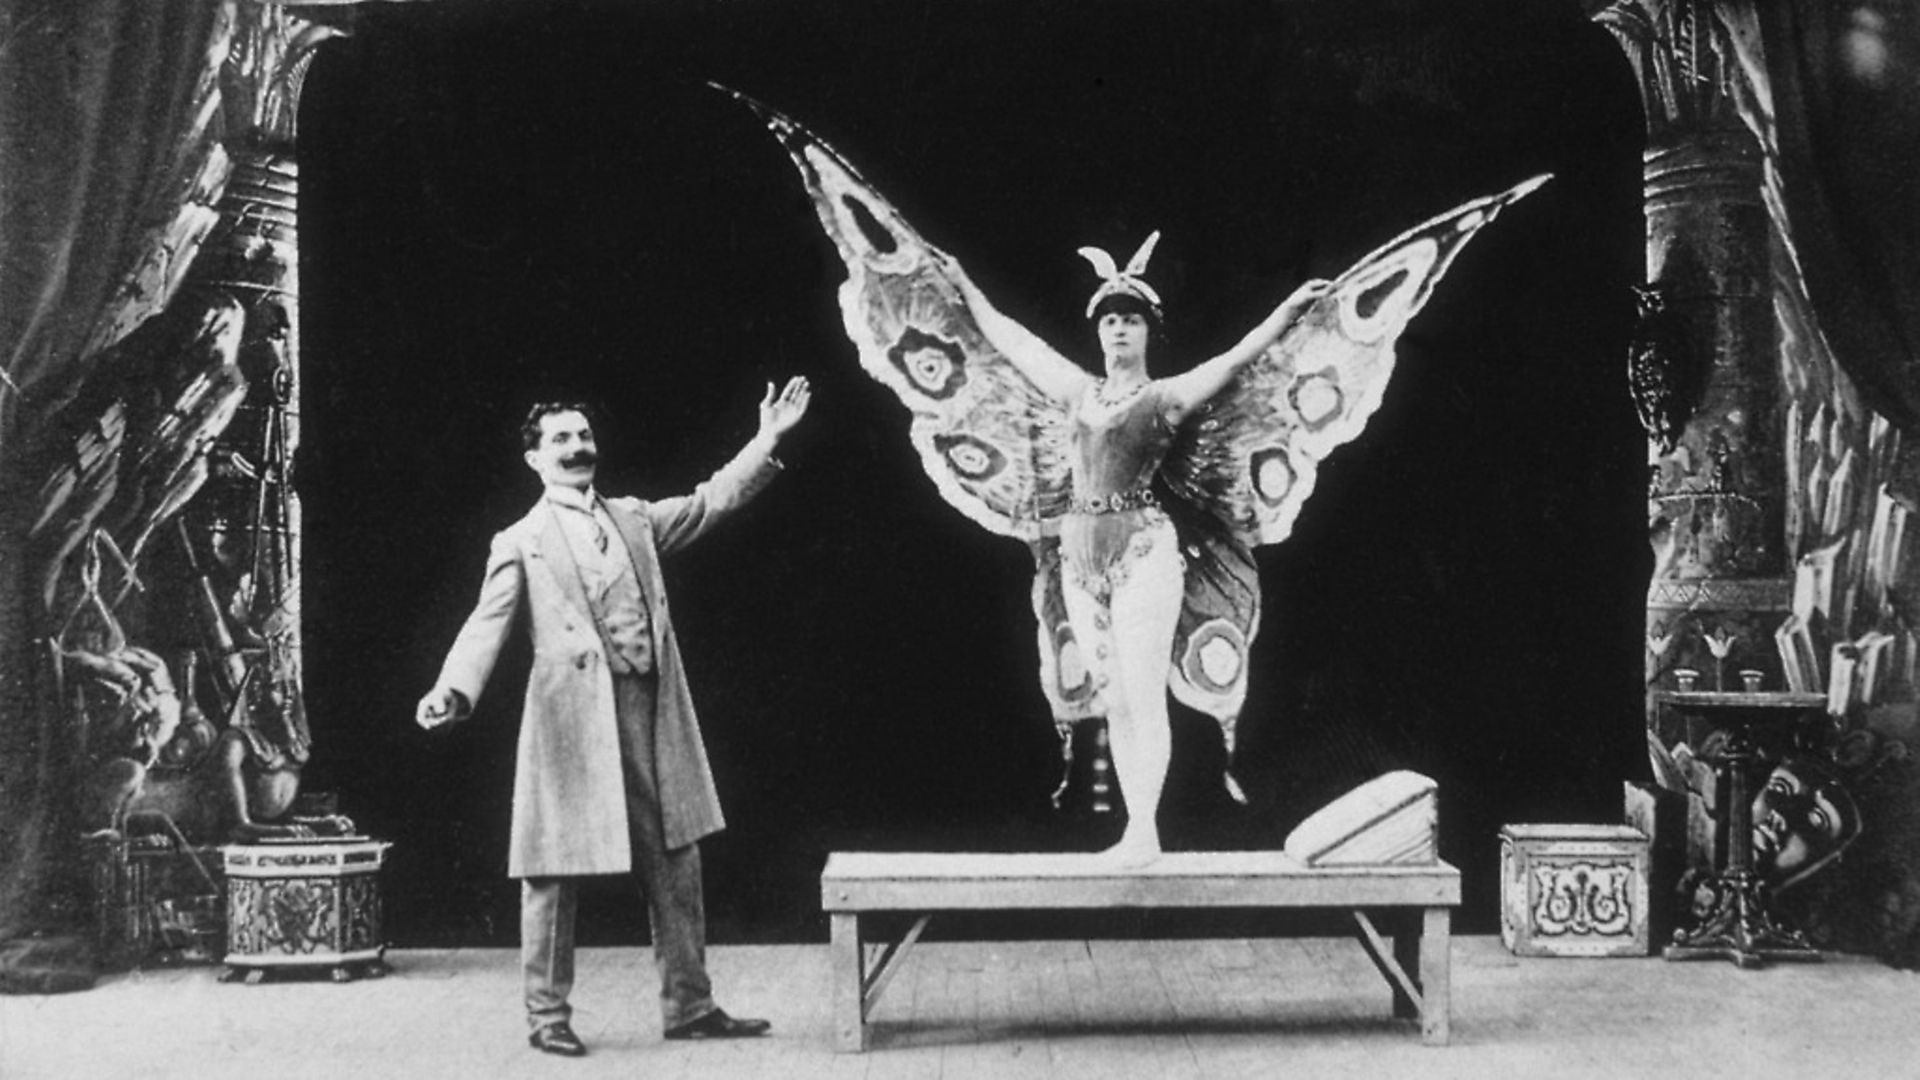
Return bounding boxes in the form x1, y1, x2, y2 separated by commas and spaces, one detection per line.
435, 440, 780, 877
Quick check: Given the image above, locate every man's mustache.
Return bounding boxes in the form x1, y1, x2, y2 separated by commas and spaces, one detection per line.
560, 451, 598, 468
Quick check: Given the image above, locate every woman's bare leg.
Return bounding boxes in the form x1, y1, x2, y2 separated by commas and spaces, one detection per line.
1069, 523, 1183, 866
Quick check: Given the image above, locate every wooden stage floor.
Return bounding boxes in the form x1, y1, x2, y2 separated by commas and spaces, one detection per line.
4, 936, 1917, 1079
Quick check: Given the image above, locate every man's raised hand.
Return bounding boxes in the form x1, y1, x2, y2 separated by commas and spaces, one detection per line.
758, 376, 812, 441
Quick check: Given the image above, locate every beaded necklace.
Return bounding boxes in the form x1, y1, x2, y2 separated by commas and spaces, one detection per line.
1092, 377, 1149, 408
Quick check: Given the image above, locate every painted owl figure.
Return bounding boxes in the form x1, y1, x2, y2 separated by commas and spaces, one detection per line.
731, 87, 1546, 796
1626, 282, 1707, 455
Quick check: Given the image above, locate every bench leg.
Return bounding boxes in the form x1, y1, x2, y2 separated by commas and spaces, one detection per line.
1391, 915, 1421, 1021
1419, 905, 1451, 1046
831, 912, 866, 1052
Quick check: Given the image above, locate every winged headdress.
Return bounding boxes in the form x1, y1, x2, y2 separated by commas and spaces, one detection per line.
725, 85, 1546, 799
1080, 232, 1164, 320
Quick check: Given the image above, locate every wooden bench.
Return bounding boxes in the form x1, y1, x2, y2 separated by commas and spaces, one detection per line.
820, 850, 1460, 1051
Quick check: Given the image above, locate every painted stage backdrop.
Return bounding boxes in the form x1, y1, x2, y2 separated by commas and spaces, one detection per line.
293, 0, 1648, 946
28, 0, 1815, 978
9, 0, 1917, 983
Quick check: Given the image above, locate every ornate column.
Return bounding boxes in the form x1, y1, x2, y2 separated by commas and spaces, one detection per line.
170, 4, 344, 801
1597, 0, 1789, 698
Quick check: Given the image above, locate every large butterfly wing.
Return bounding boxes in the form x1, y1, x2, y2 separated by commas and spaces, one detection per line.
1167, 528, 1259, 716
1167, 521, 1260, 792
1161, 176, 1547, 792
1164, 175, 1550, 548
734, 89, 1085, 540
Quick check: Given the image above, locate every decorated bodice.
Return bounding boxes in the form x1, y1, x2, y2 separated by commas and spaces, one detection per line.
1070, 381, 1174, 499
1062, 381, 1176, 577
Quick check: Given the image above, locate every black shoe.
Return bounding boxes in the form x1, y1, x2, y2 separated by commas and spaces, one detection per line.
528, 1022, 587, 1057
663, 1008, 771, 1040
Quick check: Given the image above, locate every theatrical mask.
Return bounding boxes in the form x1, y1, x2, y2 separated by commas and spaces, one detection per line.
1752, 756, 1862, 890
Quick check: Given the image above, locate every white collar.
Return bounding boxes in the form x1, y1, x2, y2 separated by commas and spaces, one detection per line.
544, 484, 598, 512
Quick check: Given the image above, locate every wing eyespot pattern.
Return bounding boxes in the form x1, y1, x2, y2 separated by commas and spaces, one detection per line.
887, 327, 968, 399
1289, 372, 1345, 429
1249, 448, 1296, 507
934, 432, 1008, 480
1053, 622, 1095, 702
1181, 619, 1247, 695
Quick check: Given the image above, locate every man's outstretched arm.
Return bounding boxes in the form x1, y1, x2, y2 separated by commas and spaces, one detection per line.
648, 376, 812, 554
417, 531, 525, 729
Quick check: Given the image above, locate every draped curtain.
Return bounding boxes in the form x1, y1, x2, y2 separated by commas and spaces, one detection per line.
1742, 0, 1920, 966
0, 0, 234, 987
1750, 2, 1920, 449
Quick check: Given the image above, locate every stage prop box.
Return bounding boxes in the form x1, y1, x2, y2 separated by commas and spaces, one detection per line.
220, 838, 391, 981
1500, 824, 1651, 958
88, 835, 225, 970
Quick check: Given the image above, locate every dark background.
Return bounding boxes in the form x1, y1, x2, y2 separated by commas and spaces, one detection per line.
297, 0, 1648, 946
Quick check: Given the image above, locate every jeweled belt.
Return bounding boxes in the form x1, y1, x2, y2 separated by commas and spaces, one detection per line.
1070, 487, 1159, 514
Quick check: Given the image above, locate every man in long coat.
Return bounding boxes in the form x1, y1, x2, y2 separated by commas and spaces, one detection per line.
416, 378, 810, 1057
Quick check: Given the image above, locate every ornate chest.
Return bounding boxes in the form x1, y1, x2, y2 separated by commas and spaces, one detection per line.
1500, 824, 1650, 958
220, 838, 391, 982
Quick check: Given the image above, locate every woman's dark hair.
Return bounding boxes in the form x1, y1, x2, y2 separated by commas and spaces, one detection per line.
520, 401, 600, 451
1089, 291, 1158, 323
1089, 291, 1167, 347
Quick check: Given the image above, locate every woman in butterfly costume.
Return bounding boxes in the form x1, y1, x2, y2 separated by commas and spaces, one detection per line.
734, 91, 1546, 862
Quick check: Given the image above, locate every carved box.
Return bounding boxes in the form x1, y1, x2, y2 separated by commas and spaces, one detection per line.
221, 838, 390, 979
1499, 824, 1650, 958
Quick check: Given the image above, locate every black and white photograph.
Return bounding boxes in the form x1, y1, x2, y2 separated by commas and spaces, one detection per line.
3, 1, 1919, 1076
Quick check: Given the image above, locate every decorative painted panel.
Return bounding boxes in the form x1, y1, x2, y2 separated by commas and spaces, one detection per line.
1502, 824, 1651, 957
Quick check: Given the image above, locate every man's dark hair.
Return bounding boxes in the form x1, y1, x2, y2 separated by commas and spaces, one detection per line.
520, 401, 600, 451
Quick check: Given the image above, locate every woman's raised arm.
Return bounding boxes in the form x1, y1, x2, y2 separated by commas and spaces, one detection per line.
1159, 278, 1332, 424
945, 255, 1094, 405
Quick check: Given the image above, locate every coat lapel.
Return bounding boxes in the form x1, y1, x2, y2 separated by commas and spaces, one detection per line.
532, 501, 595, 623
603, 499, 663, 601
